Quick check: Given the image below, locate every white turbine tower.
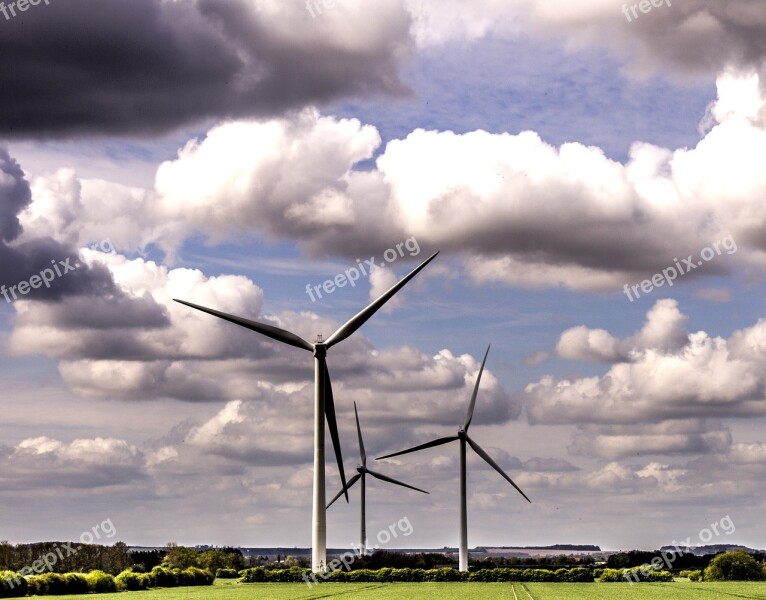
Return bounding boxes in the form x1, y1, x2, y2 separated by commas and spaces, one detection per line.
174, 251, 438, 572
376, 345, 530, 572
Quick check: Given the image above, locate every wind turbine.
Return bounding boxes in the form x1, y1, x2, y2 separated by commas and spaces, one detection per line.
174, 251, 438, 572
376, 345, 530, 572
327, 402, 429, 556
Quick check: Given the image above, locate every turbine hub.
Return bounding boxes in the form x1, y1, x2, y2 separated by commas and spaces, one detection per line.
313, 343, 326, 358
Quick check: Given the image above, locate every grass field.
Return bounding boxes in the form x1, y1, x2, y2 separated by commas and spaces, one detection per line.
50, 579, 766, 599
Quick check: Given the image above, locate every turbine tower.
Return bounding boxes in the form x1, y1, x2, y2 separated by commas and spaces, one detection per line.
327, 402, 429, 556
174, 251, 438, 572
376, 345, 530, 572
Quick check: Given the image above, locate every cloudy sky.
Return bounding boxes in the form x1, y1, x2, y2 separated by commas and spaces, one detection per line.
2, 0, 766, 553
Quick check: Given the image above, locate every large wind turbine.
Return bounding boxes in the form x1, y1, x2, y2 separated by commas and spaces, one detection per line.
174, 251, 438, 572
376, 345, 530, 572
327, 402, 429, 556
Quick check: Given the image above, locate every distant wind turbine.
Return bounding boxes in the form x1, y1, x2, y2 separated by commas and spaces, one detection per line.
376, 344, 530, 572
327, 402, 429, 556
174, 251, 438, 572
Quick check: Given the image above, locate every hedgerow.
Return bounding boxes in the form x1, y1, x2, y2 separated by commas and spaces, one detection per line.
0, 565, 213, 596
240, 566, 594, 583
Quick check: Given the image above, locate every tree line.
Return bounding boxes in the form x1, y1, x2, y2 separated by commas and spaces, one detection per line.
0, 541, 246, 576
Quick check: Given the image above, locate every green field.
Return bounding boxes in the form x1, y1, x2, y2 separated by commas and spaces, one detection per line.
40, 579, 766, 599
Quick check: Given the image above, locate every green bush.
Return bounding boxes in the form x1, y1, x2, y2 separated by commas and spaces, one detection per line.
597, 568, 624, 582
176, 568, 192, 586
704, 551, 765, 581
347, 569, 377, 582
469, 569, 496, 582
25, 576, 43, 597
524, 568, 558, 582
268, 566, 305, 583
555, 567, 593, 583
240, 567, 268, 583
86, 570, 117, 593
64, 573, 89, 594
215, 568, 240, 579
150, 565, 178, 587
0, 571, 27, 598
326, 570, 348, 582
37, 573, 69, 595
116, 569, 148, 591
424, 567, 465, 582
183, 567, 214, 586
619, 567, 673, 583
394, 568, 425, 582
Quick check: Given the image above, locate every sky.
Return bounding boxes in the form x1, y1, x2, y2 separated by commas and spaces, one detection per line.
2, 0, 766, 553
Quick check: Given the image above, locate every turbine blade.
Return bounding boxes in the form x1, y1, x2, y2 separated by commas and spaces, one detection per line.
173, 299, 313, 352
326, 473, 362, 509
375, 435, 458, 461
324, 251, 439, 349
354, 402, 367, 467
466, 435, 531, 503
366, 469, 429, 494
324, 368, 349, 503
464, 344, 490, 431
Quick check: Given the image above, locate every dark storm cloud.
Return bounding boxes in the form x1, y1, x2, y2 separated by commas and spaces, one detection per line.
0, 148, 28, 241
0, 0, 412, 137
47, 294, 169, 330
1, 148, 114, 297
0, 149, 170, 336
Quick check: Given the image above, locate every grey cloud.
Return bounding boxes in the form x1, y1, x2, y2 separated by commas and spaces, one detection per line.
616, 1, 766, 82
568, 420, 732, 459
523, 457, 579, 473
0, 148, 28, 241
0, 437, 147, 491
0, 0, 412, 137
47, 293, 170, 331
0, 149, 137, 304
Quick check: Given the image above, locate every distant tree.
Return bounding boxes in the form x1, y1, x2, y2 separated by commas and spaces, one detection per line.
282, 555, 301, 568
220, 547, 246, 571
607, 551, 656, 569
102, 542, 132, 574
247, 555, 269, 567
0, 542, 13, 571
130, 550, 166, 571
198, 550, 232, 573
163, 546, 200, 569
704, 551, 765, 581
